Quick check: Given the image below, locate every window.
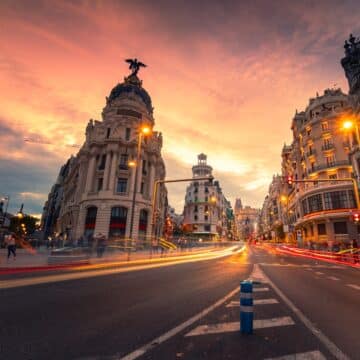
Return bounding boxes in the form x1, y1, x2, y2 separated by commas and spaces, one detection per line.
326, 155, 335, 167
97, 178, 103, 191
195, 196, 198, 202
194, 205, 198, 213
109, 206, 128, 238
321, 122, 329, 131
308, 145, 313, 155
106, 128, 111, 138
323, 138, 333, 150
310, 162, 315, 172
140, 181, 145, 194
138, 209, 148, 238
317, 223, 326, 235
334, 222, 347, 234
194, 187, 198, 193
84, 206, 97, 236
98, 154, 106, 170
194, 214, 198, 221
205, 196, 208, 202
142, 160, 147, 175
204, 224, 211, 232
324, 191, 348, 209
307, 128, 311, 136
205, 187, 209, 193
117, 178, 128, 193
204, 205, 209, 212
349, 190, 356, 208
119, 154, 129, 170
329, 174, 337, 180
204, 215, 209, 221
308, 194, 323, 213
125, 128, 131, 141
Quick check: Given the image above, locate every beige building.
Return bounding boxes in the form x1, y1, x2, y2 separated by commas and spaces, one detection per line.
43, 67, 167, 243
234, 198, 259, 241
183, 154, 232, 240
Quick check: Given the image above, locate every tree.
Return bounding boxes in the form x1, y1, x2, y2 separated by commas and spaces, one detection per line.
10, 215, 39, 237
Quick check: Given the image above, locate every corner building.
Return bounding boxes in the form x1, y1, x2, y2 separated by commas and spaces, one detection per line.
46, 71, 167, 242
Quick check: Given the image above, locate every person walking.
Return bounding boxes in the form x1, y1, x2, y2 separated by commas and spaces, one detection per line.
5, 232, 16, 260
351, 239, 358, 263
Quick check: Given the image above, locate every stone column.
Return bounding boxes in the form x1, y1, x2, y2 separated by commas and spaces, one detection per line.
85, 156, 96, 192
109, 152, 119, 192
148, 160, 155, 200
103, 151, 112, 190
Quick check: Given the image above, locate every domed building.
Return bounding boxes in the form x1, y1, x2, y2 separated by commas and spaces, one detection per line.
42, 65, 167, 244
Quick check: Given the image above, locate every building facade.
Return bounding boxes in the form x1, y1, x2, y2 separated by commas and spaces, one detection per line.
234, 199, 260, 241
43, 68, 167, 243
183, 154, 232, 240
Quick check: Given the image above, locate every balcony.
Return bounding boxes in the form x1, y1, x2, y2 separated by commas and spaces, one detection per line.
306, 150, 316, 157
309, 160, 351, 173
321, 144, 334, 151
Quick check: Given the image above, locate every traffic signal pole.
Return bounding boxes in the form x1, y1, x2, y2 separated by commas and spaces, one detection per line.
286, 178, 360, 209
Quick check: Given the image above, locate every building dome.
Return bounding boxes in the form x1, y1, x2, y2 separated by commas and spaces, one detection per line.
107, 74, 153, 114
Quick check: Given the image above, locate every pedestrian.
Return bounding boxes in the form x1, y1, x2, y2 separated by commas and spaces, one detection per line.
5, 232, 16, 260
96, 233, 107, 258
351, 239, 358, 263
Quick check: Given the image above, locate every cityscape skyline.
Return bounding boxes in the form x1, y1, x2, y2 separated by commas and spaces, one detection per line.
1, 0, 360, 216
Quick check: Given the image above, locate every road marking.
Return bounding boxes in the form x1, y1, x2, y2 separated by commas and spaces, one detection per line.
327, 276, 340, 281
257, 264, 350, 360
185, 316, 294, 336
120, 285, 241, 360
253, 287, 269, 292
347, 283, 360, 290
0, 246, 242, 290
305, 268, 313, 271
226, 298, 278, 307
315, 271, 324, 275
265, 350, 326, 360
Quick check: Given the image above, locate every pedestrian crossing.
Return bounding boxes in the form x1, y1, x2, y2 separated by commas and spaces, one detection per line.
175, 264, 332, 360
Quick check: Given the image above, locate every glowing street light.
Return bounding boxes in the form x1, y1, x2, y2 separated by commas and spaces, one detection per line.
129, 125, 152, 241
341, 117, 360, 145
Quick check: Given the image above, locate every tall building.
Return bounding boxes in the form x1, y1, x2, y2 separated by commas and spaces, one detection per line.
234, 198, 259, 241
43, 63, 167, 243
183, 154, 232, 240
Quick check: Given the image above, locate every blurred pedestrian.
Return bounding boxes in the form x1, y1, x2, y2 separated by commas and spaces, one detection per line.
352, 239, 358, 263
5, 232, 16, 260
96, 233, 107, 258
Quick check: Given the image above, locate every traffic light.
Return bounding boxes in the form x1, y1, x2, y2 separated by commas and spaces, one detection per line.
286, 175, 294, 185
353, 212, 360, 223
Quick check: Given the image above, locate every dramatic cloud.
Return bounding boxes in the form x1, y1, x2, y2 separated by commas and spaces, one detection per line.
1, 0, 359, 215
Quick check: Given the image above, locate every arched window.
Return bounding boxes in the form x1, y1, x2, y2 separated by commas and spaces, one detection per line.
109, 206, 128, 238
84, 206, 97, 237
138, 209, 148, 240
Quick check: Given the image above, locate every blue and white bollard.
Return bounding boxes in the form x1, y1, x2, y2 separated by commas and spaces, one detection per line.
240, 280, 253, 334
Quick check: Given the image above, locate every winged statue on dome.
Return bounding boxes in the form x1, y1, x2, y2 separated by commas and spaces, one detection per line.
125, 58, 147, 76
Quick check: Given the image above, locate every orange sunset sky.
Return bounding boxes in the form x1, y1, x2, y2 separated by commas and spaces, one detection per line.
0, 0, 359, 216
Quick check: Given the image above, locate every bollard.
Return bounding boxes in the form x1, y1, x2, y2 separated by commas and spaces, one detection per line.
240, 280, 253, 334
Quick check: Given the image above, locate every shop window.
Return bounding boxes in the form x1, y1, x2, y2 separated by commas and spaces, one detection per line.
334, 222, 347, 234
109, 206, 128, 238
84, 206, 97, 237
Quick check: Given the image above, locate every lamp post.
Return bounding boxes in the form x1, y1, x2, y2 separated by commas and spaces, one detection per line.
342, 118, 360, 146
128, 125, 151, 243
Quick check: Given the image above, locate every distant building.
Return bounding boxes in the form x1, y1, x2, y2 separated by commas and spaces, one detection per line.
183, 154, 232, 240
234, 199, 259, 241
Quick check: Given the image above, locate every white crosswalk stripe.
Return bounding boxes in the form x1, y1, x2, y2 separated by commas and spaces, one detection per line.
347, 283, 360, 290
254, 287, 269, 292
226, 298, 278, 307
185, 316, 294, 337
264, 350, 326, 360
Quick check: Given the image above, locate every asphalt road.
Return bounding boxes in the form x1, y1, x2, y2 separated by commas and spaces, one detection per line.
0, 247, 252, 360
1, 245, 359, 359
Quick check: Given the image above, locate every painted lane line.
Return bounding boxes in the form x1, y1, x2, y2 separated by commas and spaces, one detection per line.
226, 298, 278, 307
347, 283, 360, 290
257, 264, 350, 360
315, 271, 324, 275
265, 350, 326, 360
185, 316, 294, 337
253, 287, 269, 292
327, 276, 340, 281
120, 285, 241, 360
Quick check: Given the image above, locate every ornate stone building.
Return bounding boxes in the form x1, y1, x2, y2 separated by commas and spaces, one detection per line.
234, 198, 259, 241
183, 154, 232, 240
43, 65, 167, 243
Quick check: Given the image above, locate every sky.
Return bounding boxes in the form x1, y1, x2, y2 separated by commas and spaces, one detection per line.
0, 0, 359, 217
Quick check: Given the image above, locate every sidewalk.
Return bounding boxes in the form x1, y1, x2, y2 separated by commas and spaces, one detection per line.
0, 246, 219, 269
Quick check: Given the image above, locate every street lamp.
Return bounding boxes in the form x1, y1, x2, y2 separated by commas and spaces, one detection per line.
129, 125, 152, 243
17, 203, 24, 218
341, 117, 360, 145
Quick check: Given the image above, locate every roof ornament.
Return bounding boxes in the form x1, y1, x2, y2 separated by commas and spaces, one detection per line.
125, 58, 147, 76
